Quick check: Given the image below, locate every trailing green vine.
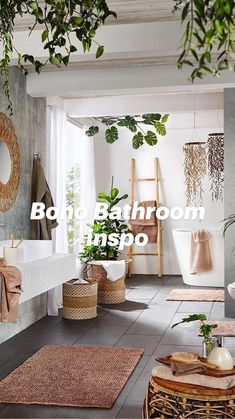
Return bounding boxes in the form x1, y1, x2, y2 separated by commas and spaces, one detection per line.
86, 113, 169, 149
174, 0, 235, 81
0, 0, 116, 114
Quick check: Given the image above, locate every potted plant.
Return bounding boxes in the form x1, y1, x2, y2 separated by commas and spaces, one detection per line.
79, 187, 129, 304
172, 314, 217, 357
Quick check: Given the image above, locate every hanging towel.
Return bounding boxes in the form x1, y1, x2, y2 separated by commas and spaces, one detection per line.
0, 261, 22, 323
190, 229, 213, 274
30, 158, 58, 240
130, 201, 158, 244
100, 260, 126, 282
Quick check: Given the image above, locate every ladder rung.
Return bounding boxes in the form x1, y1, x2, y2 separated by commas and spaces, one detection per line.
129, 178, 160, 182
131, 253, 163, 256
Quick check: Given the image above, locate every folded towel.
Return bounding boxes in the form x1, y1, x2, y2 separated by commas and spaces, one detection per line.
101, 260, 126, 282
0, 263, 22, 323
72, 278, 89, 285
130, 201, 158, 244
190, 229, 213, 274
130, 201, 157, 226
171, 360, 205, 376
152, 365, 235, 390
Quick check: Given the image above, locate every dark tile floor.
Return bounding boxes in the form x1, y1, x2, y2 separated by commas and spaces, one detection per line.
0, 275, 233, 419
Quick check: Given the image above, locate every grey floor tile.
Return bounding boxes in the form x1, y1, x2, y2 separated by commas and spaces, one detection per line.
209, 302, 226, 320
115, 334, 161, 355
126, 318, 169, 336
178, 302, 213, 313
0, 405, 59, 418
116, 377, 148, 419
138, 302, 180, 319
75, 326, 127, 346
126, 287, 159, 300
161, 312, 202, 346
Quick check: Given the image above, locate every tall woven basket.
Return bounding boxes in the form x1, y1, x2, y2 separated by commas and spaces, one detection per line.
63, 280, 98, 320
87, 263, 126, 305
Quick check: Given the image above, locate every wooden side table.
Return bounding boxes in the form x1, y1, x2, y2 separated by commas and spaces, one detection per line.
143, 376, 235, 418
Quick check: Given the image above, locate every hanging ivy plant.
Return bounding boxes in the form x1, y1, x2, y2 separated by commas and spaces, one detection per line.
174, 0, 235, 81
0, 0, 116, 114
86, 113, 169, 149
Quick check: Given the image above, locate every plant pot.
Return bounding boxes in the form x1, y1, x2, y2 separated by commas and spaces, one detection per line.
202, 338, 216, 358
87, 263, 126, 305
63, 280, 98, 320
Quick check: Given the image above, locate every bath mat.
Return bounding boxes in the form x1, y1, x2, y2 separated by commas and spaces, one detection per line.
0, 345, 144, 408
198, 321, 235, 337
168, 289, 224, 302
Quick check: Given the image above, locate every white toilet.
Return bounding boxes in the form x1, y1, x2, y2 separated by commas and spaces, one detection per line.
228, 282, 235, 300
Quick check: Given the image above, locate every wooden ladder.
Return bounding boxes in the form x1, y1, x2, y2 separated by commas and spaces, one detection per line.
127, 158, 163, 278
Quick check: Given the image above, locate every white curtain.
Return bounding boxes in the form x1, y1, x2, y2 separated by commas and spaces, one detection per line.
46, 106, 68, 315
66, 122, 96, 274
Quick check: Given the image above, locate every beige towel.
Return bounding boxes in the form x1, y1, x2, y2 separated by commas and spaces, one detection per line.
130, 201, 158, 244
171, 360, 205, 376
30, 158, 58, 240
0, 262, 22, 323
190, 229, 212, 274
152, 365, 235, 390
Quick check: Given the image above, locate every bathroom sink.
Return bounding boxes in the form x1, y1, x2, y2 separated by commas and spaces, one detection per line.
0, 240, 53, 263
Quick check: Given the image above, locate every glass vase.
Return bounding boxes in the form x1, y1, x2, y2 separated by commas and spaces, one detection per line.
202, 338, 216, 358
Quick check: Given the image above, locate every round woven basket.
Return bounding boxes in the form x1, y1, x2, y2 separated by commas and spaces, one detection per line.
87, 264, 126, 305
63, 280, 98, 320
143, 376, 235, 419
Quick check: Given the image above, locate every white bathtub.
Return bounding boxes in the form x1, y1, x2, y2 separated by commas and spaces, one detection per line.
172, 229, 224, 287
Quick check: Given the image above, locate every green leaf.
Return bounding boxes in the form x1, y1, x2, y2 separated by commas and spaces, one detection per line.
41, 29, 48, 43
70, 45, 77, 53
117, 116, 137, 132
182, 2, 190, 21
144, 131, 158, 146
111, 188, 119, 199
98, 193, 112, 202
86, 126, 99, 137
89, 28, 96, 38
132, 132, 144, 149
142, 113, 161, 124
161, 114, 169, 123
155, 122, 166, 136
70, 16, 83, 26
29, 2, 38, 11
96, 45, 104, 59
105, 126, 118, 143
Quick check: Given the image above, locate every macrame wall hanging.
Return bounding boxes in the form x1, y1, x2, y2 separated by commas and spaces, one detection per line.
207, 132, 224, 201
183, 142, 207, 206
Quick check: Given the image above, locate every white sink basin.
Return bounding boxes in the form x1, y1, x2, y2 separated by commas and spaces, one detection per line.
0, 240, 53, 263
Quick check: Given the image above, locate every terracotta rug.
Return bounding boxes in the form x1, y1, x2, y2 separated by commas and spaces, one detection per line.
0, 345, 144, 408
198, 321, 235, 337
168, 289, 224, 302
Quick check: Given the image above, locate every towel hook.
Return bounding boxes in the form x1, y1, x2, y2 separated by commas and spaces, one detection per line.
33, 152, 40, 160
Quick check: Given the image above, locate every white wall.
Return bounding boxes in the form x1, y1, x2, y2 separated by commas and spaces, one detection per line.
93, 110, 224, 275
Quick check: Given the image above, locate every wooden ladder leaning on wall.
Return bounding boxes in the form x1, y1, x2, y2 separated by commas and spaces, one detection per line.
127, 158, 163, 278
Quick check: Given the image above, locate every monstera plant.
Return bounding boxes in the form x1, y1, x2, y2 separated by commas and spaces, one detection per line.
0, 0, 116, 113
174, 0, 235, 81
86, 113, 169, 149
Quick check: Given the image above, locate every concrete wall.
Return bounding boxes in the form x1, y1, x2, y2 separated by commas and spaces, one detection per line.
224, 89, 235, 317
0, 67, 47, 343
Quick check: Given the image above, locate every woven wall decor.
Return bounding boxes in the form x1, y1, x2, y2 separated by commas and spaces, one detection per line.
207, 133, 224, 201
183, 142, 207, 206
0, 113, 20, 212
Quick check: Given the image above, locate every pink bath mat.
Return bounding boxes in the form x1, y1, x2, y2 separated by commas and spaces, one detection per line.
168, 289, 224, 302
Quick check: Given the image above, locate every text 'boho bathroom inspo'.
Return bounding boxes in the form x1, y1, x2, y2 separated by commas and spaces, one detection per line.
0, 2, 235, 415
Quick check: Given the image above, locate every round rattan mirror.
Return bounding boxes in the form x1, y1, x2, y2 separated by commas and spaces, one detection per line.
0, 113, 20, 212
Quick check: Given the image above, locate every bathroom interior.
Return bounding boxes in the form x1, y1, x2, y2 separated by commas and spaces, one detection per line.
0, 4, 235, 419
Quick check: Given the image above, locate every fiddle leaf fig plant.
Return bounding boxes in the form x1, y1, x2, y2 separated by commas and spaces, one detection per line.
79, 187, 129, 262
86, 113, 169, 149
174, 0, 235, 81
0, 0, 116, 114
